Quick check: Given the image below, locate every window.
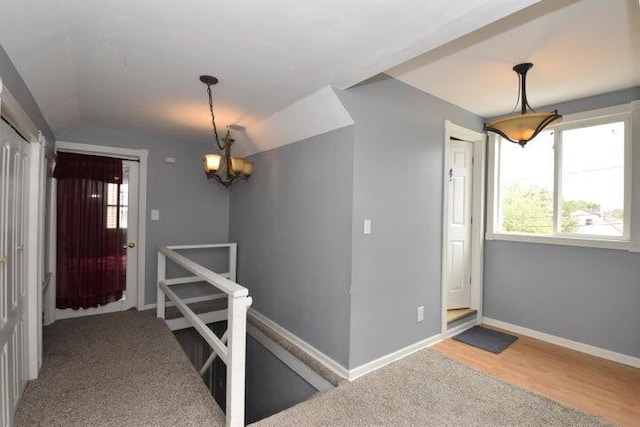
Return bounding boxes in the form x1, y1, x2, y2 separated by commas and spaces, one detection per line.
106, 182, 128, 229
487, 103, 638, 250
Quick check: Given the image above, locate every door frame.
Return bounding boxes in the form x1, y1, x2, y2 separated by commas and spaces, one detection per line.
440, 120, 486, 336
50, 141, 148, 319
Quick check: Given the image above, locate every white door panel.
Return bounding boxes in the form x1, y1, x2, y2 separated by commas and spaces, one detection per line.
447, 140, 473, 309
0, 120, 29, 426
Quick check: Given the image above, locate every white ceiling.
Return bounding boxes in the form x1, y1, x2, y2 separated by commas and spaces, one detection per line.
387, 0, 640, 118
0, 0, 539, 143
0, 0, 638, 146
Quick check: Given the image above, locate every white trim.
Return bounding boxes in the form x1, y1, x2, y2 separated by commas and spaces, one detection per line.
482, 317, 640, 369
56, 300, 131, 320
630, 101, 640, 252
141, 292, 226, 311
137, 150, 148, 305
167, 310, 228, 331
248, 308, 350, 380
485, 133, 498, 241
247, 324, 334, 392
557, 104, 630, 125
26, 140, 44, 378
248, 308, 470, 383
445, 317, 479, 339
441, 120, 485, 336
347, 332, 443, 381
54, 141, 148, 308
488, 232, 630, 251
55, 141, 143, 160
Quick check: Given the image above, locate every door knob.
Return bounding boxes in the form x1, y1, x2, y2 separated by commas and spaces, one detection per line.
123, 242, 136, 249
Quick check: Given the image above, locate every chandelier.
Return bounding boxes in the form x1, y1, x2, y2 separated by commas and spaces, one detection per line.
200, 75, 254, 187
484, 63, 562, 147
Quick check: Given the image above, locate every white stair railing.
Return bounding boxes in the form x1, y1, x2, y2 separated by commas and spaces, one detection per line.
157, 244, 251, 427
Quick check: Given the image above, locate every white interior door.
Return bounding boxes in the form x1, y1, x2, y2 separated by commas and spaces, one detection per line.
447, 139, 473, 310
55, 159, 138, 319
0, 120, 29, 427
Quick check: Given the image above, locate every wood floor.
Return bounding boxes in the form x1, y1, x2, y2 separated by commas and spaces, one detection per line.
433, 325, 640, 427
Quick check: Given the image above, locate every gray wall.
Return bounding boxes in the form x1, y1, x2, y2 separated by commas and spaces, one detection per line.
483, 87, 640, 358
336, 75, 484, 367
484, 241, 640, 357
0, 44, 55, 145
61, 125, 230, 304
228, 126, 354, 367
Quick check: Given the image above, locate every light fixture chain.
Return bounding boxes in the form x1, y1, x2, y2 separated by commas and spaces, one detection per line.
206, 83, 224, 150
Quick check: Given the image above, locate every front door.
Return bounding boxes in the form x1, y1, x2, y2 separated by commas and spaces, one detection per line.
446, 139, 473, 310
55, 159, 138, 319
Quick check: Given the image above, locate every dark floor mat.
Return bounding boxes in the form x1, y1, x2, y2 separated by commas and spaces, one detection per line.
453, 325, 517, 354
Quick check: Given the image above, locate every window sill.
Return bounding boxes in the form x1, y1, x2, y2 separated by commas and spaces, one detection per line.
486, 232, 630, 251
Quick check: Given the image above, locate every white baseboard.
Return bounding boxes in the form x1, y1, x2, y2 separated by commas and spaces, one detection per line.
140, 292, 226, 311
483, 317, 640, 369
248, 308, 350, 380
248, 308, 470, 383
348, 332, 443, 381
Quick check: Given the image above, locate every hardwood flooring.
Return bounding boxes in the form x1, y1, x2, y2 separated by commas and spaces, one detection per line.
433, 325, 640, 427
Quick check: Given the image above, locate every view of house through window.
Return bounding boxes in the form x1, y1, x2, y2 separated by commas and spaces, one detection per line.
497, 119, 626, 238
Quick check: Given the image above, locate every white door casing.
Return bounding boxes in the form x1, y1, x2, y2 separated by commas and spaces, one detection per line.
446, 140, 473, 309
123, 160, 139, 309
0, 120, 29, 427
440, 120, 486, 336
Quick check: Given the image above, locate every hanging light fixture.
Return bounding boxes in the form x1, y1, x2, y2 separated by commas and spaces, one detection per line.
200, 75, 254, 187
484, 63, 562, 147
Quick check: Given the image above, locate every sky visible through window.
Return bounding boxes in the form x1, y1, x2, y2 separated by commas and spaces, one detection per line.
499, 121, 624, 236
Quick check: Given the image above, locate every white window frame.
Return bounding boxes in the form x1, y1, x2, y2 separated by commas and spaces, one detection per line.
486, 101, 640, 252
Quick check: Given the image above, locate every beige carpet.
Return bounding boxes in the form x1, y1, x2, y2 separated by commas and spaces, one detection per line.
15, 310, 225, 427
252, 348, 612, 427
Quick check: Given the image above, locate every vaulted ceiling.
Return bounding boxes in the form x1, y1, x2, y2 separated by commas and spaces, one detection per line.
0, 0, 638, 148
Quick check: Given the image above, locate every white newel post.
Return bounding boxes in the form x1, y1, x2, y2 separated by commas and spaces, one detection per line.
228, 243, 237, 282
157, 251, 166, 319
225, 292, 251, 427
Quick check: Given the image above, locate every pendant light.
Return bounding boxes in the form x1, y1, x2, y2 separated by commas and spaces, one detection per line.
200, 75, 254, 187
484, 63, 562, 147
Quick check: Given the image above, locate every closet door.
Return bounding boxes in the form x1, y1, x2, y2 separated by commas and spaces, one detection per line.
0, 120, 29, 427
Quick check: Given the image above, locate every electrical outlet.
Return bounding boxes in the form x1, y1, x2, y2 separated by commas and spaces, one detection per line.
417, 306, 424, 322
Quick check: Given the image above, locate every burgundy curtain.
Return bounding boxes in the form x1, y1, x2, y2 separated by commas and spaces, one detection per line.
54, 152, 126, 309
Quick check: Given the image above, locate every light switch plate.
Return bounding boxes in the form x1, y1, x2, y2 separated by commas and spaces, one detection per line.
364, 219, 371, 234
151, 209, 159, 220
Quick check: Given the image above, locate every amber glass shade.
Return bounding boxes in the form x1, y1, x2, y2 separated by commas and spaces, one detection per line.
203, 153, 222, 172
230, 157, 246, 174
485, 111, 561, 146
241, 161, 254, 176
